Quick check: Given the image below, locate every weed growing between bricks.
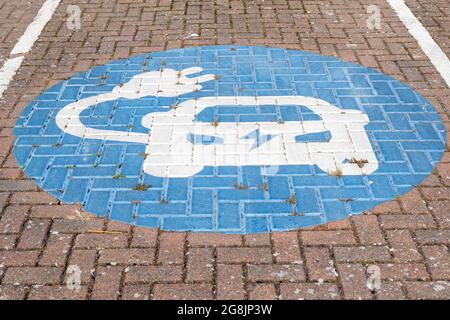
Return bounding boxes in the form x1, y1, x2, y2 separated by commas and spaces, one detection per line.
0, 0, 449, 301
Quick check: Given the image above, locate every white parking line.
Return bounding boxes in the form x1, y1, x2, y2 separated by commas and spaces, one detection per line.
0, 0, 61, 99
387, 0, 450, 88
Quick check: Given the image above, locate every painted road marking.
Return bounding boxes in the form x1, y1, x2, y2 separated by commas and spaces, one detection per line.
0, 0, 61, 99
387, 0, 450, 87
13, 46, 446, 233
55, 69, 379, 177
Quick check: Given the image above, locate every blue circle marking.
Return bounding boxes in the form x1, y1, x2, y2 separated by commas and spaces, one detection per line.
13, 46, 446, 234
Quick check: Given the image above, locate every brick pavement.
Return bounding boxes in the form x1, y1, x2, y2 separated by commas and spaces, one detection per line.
0, 0, 449, 300
0, 0, 45, 65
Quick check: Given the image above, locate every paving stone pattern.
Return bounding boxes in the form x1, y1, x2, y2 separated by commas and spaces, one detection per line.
0, 0, 449, 299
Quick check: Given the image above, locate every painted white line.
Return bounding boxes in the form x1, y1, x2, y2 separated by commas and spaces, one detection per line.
0, 57, 24, 86
387, 0, 450, 87
11, 0, 61, 55
0, 0, 61, 99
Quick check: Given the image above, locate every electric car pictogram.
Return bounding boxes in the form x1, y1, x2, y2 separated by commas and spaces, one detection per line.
55, 67, 379, 177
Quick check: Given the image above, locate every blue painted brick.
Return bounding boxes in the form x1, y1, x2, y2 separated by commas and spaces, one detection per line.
245, 216, 269, 233
388, 113, 412, 130
391, 174, 427, 186
70, 166, 113, 178
341, 176, 365, 186
328, 68, 346, 80
255, 68, 271, 82
315, 89, 336, 104
13, 146, 32, 164
63, 179, 89, 203
15, 136, 59, 146
192, 190, 214, 214
349, 74, 372, 88
167, 179, 189, 200
323, 201, 348, 220
42, 167, 68, 189
406, 152, 433, 173
115, 190, 161, 202
163, 217, 213, 231
142, 175, 164, 188
268, 176, 290, 199
135, 215, 160, 228
307, 61, 326, 74
138, 203, 187, 215
109, 203, 134, 222
295, 188, 321, 213
92, 178, 139, 189
218, 166, 238, 175
368, 175, 395, 199
372, 81, 394, 95
27, 110, 51, 126
100, 145, 123, 164
242, 166, 264, 186
395, 89, 418, 103
272, 215, 323, 231
377, 162, 410, 173
414, 123, 439, 140
218, 189, 265, 200
349, 200, 383, 214
402, 141, 444, 151
378, 142, 404, 161
120, 156, 144, 176
218, 203, 241, 229
244, 202, 292, 214
374, 131, 417, 140
24, 157, 49, 178
59, 86, 80, 100
85, 191, 111, 217
293, 175, 339, 186
383, 104, 423, 112
35, 146, 78, 156
193, 176, 236, 188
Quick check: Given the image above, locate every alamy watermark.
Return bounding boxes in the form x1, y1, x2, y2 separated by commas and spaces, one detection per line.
366, 265, 381, 292
66, 264, 82, 292
67, 5, 81, 30
367, 5, 382, 30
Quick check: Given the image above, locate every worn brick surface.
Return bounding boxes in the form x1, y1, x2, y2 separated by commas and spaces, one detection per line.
0, 285, 27, 300
121, 284, 150, 300
2, 266, 62, 285
247, 264, 305, 282
248, 283, 277, 300
280, 283, 340, 300
0, 250, 40, 266
386, 229, 422, 262
39, 233, 73, 267
90, 266, 123, 300
152, 283, 213, 300
98, 248, 155, 266
272, 232, 302, 264
406, 281, 450, 299
0, 0, 449, 300
216, 264, 245, 300
375, 281, 406, 300
124, 265, 182, 284
28, 285, 88, 300
333, 246, 392, 263
186, 247, 214, 283
304, 247, 337, 281
337, 263, 373, 300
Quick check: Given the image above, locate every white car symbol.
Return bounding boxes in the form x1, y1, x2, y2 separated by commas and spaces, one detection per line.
56, 67, 379, 177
